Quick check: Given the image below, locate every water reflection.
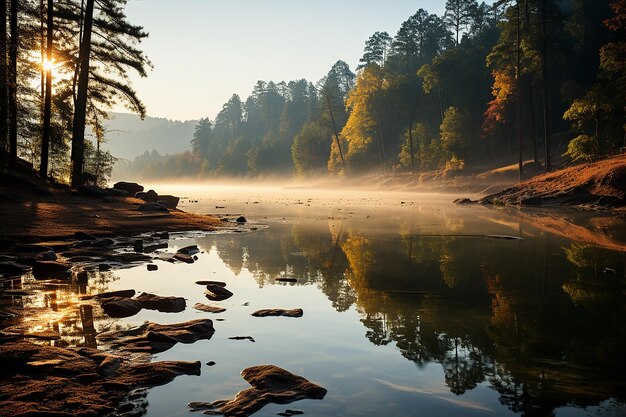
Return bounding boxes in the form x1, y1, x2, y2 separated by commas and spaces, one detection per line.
195, 215, 625, 416
1, 205, 625, 416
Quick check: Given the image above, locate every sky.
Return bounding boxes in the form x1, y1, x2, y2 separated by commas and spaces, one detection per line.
119, 0, 490, 122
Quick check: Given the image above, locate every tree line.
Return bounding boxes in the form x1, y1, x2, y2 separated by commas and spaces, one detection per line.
132, 0, 625, 180
0, 0, 149, 186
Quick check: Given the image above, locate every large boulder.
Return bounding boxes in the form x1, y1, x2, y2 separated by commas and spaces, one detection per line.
78, 185, 109, 198
113, 181, 144, 196
157, 195, 180, 209
136, 189, 159, 202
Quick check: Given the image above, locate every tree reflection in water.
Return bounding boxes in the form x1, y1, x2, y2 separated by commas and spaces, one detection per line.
199, 218, 625, 415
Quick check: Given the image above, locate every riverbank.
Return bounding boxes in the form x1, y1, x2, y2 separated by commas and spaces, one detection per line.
482, 154, 626, 209
0, 171, 221, 240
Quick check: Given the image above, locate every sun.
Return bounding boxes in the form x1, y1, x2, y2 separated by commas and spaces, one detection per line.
42, 58, 56, 73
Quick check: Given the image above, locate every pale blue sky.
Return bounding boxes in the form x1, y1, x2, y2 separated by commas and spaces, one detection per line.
120, 1, 491, 121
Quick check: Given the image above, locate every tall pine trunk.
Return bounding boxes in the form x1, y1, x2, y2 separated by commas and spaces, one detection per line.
515, 0, 523, 180
541, 0, 551, 172
40, 0, 53, 179
0, 0, 7, 167
71, 0, 94, 187
8, 0, 16, 170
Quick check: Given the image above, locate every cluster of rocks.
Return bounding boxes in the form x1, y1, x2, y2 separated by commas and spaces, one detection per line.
1, 226, 323, 417
77, 181, 180, 212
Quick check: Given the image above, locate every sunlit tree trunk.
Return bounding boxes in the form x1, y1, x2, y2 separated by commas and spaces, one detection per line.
71, 0, 94, 187
8, 0, 17, 170
40, 0, 53, 179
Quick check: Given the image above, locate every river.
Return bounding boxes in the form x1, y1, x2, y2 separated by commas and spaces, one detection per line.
5, 184, 626, 416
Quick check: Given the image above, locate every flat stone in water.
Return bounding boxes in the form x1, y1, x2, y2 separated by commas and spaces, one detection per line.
188, 365, 326, 417
194, 303, 226, 313
251, 309, 303, 318
196, 280, 227, 287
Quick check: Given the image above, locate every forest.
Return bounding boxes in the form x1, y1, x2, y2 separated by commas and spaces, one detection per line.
131, 0, 626, 180
0, 0, 149, 186
0, 1, 624, 184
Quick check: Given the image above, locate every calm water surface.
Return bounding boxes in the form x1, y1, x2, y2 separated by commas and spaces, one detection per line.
5, 185, 626, 417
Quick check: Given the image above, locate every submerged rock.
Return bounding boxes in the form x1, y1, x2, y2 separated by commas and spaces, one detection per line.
174, 252, 195, 263
251, 309, 303, 318
188, 365, 326, 417
193, 303, 226, 313
0, 341, 199, 417
97, 319, 215, 353
236, 216, 247, 223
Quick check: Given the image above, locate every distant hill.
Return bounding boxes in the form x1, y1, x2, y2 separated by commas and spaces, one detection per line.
101, 112, 198, 162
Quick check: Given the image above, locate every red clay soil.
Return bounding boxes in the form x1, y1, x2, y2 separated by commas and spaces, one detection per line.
486, 154, 626, 207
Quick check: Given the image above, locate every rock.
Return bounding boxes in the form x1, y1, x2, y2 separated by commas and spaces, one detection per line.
35, 250, 57, 261
98, 263, 112, 271
173, 252, 194, 263
13, 244, 53, 253
147, 264, 158, 271
603, 267, 617, 275
31, 261, 71, 279
92, 289, 136, 300
207, 361, 216, 366
193, 303, 226, 313
229, 336, 255, 342
188, 365, 327, 417
177, 245, 199, 255
236, 216, 247, 223
75, 231, 97, 240
100, 297, 143, 318
136, 189, 159, 202
89, 238, 115, 247
157, 195, 180, 209
78, 185, 109, 198
154, 231, 170, 239
0, 341, 199, 417
114, 181, 144, 195
133, 239, 143, 252
143, 242, 168, 253
97, 319, 215, 353
137, 202, 169, 212
453, 197, 477, 205
98, 355, 123, 377
0, 261, 31, 277
251, 309, 303, 318
136, 292, 186, 313
195, 280, 227, 287
205, 284, 233, 301
275, 278, 297, 283
106, 187, 129, 197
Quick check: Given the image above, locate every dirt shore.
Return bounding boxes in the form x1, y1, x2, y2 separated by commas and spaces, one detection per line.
0, 175, 221, 240
483, 154, 626, 209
